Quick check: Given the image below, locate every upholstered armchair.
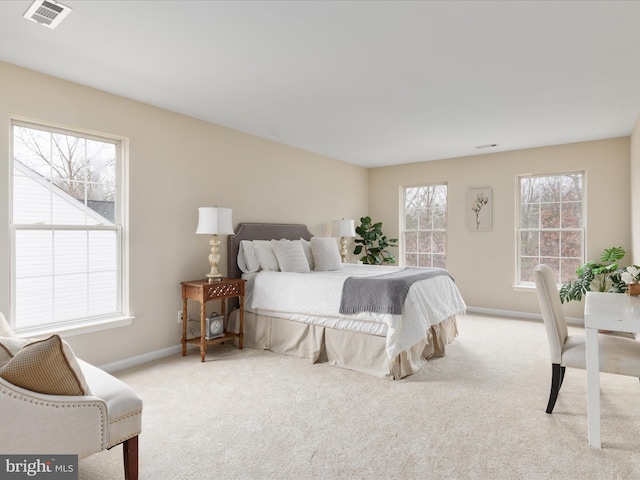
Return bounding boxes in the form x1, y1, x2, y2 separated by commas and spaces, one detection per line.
0, 313, 142, 480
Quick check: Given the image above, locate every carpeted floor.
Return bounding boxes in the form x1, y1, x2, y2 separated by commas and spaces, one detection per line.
79, 313, 640, 479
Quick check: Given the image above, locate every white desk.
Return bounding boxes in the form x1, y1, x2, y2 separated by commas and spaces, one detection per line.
584, 291, 640, 448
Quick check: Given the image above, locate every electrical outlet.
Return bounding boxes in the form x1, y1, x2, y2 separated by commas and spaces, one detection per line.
177, 310, 183, 323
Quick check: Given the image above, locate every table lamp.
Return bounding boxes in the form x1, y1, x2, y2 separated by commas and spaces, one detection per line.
196, 207, 234, 282
332, 219, 356, 263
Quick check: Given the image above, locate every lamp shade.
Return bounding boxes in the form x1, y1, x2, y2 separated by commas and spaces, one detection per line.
332, 219, 356, 238
196, 207, 234, 235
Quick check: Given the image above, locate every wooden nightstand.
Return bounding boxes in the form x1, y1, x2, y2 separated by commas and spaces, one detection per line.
180, 278, 246, 362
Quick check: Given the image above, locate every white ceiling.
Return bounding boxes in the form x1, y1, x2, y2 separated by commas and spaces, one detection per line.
1, 1, 639, 168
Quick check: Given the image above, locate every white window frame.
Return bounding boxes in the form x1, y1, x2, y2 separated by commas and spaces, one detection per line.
401, 183, 448, 268
9, 118, 132, 337
516, 171, 585, 288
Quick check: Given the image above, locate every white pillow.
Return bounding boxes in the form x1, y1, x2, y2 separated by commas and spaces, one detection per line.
271, 239, 310, 273
238, 240, 260, 273
253, 240, 280, 271
300, 238, 315, 270
237, 242, 250, 273
0, 312, 16, 338
311, 237, 343, 271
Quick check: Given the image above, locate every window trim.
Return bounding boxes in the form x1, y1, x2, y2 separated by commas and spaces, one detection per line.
9, 116, 131, 336
515, 171, 585, 287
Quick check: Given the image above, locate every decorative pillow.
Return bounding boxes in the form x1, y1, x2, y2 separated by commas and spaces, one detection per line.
0, 312, 16, 338
311, 237, 343, 271
0, 344, 10, 368
253, 240, 280, 271
300, 238, 315, 270
0, 334, 91, 396
238, 240, 261, 273
271, 239, 310, 273
0, 337, 28, 368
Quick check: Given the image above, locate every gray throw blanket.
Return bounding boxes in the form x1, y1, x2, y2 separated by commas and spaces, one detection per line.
339, 267, 453, 315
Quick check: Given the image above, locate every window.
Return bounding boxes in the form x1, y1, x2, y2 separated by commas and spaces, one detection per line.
11, 121, 126, 333
517, 172, 584, 284
403, 184, 447, 268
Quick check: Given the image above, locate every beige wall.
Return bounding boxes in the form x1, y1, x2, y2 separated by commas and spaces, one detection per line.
369, 138, 631, 319
630, 115, 640, 263
0, 59, 635, 366
0, 62, 368, 365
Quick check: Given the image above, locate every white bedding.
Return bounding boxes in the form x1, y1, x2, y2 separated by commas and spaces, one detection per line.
247, 264, 466, 358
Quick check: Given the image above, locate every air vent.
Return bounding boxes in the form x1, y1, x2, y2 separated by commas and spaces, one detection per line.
23, 0, 72, 29
474, 143, 498, 150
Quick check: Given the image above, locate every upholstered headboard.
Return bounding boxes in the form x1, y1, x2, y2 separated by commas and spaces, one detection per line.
227, 223, 314, 279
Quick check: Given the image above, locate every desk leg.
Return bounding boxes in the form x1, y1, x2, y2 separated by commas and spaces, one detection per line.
585, 327, 601, 448
200, 302, 207, 362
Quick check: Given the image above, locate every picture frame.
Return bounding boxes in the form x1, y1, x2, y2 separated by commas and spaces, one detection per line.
468, 187, 492, 232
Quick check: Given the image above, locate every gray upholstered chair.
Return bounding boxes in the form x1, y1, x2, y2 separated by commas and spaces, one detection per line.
533, 264, 640, 413
0, 312, 142, 479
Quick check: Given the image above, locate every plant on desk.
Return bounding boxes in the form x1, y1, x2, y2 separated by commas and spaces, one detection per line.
559, 246, 627, 303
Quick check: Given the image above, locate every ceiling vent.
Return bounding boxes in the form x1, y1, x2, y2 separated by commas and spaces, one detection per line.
23, 0, 72, 29
474, 143, 498, 150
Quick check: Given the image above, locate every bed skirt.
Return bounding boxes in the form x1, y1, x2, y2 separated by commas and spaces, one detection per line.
227, 310, 459, 379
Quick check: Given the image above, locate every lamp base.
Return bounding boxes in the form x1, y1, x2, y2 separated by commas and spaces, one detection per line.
206, 234, 223, 282
340, 237, 348, 263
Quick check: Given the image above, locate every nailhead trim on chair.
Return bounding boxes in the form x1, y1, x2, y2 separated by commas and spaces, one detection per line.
108, 431, 142, 450
108, 409, 142, 448
110, 409, 142, 425
1, 385, 107, 450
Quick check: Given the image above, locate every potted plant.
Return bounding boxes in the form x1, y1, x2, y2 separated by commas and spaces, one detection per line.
353, 216, 398, 265
559, 246, 627, 303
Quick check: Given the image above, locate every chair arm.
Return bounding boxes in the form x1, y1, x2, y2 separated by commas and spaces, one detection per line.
79, 360, 142, 449
0, 377, 108, 459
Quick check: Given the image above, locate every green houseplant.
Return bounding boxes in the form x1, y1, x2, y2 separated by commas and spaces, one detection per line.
353, 216, 398, 265
559, 246, 627, 304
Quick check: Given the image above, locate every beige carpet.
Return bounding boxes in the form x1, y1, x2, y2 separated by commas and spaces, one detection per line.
79, 314, 640, 479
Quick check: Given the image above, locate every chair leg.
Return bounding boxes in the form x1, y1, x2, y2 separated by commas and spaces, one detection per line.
546, 363, 565, 414
123, 435, 138, 480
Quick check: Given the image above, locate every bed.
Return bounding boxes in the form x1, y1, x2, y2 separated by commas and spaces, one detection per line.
226, 223, 466, 379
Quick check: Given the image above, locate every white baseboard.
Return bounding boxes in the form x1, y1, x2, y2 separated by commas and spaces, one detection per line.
465, 306, 584, 327
99, 344, 182, 373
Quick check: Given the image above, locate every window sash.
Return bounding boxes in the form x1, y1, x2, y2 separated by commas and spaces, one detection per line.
12, 225, 123, 331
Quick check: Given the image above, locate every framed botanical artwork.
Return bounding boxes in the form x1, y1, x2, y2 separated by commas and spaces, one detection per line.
468, 187, 492, 232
